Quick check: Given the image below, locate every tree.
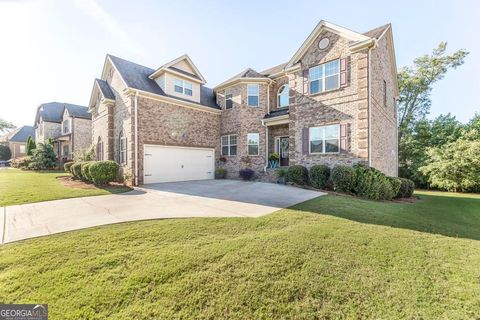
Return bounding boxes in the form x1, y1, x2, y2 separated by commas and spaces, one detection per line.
28, 142, 57, 170
26, 136, 36, 156
0, 118, 15, 134
420, 137, 480, 192
0, 144, 11, 160
397, 43, 468, 142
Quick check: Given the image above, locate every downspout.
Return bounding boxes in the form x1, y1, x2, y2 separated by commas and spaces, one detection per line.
134, 91, 139, 186
367, 46, 373, 167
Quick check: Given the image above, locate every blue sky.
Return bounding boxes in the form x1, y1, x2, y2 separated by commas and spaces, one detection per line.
0, 0, 478, 128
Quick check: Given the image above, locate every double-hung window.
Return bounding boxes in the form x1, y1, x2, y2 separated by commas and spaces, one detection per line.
247, 133, 259, 156
221, 135, 237, 156
119, 131, 127, 165
174, 79, 193, 96
277, 84, 289, 108
309, 59, 340, 94
62, 119, 70, 134
247, 84, 259, 107
309, 124, 340, 154
225, 91, 233, 109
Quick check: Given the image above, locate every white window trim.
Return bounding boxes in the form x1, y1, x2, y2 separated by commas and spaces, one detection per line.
277, 84, 289, 108
309, 124, 341, 154
174, 78, 193, 96
119, 134, 127, 165
62, 119, 71, 135
221, 134, 237, 156
247, 133, 260, 156
225, 91, 233, 110
247, 84, 259, 107
19, 145, 26, 153
309, 59, 340, 95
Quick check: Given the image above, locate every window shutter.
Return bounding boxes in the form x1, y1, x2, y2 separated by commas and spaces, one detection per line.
303, 69, 309, 94
340, 124, 348, 152
340, 57, 348, 87
302, 127, 309, 154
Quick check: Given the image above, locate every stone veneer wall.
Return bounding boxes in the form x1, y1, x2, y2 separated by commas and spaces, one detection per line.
288, 30, 369, 169
36, 121, 61, 144
217, 83, 268, 179
136, 96, 221, 185
72, 118, 92, 154
369, 31, 398, 176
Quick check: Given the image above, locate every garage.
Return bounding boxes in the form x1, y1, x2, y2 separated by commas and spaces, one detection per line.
143, 145, 215, 184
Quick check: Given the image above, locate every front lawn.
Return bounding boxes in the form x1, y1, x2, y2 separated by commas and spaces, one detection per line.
0, 169, 131, 206
1, 191, 479, 319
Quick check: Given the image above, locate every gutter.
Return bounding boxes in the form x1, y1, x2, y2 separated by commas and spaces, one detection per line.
134, 91, 139, 186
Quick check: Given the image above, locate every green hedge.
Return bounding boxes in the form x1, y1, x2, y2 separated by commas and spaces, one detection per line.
309, 165, 330, 189
81, 162, 94, 182
389, 177, 402, 199
352, 164, 395, 201
88, 161, 119, 185
399, 178, 415, 198
287, 165, 309, 185
331, 165, 355, 193
64, 162, 74, 173
71, 162, 84, 180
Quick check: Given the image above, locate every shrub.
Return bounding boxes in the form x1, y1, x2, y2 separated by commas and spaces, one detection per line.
64, 161, 74, 173
353, 164, 394, 201
0, 144, 11, 160
215, 168, 227, 179
26, 136, 36, 156
88, 160, 119, 185
239, 168, 255, 181
388, 177, 402, 199
73, 145, 95, 162
81, 161, 94, 182
276, 168, 287, 178
11, 156, 31, 169
28, 142, 57, 170
310, 165, 330, 189
268, 153, 279, 161
287, 165, 309, 185
331, 165, 355, 192
399, 178, 415, 198
71, 162, 84, 180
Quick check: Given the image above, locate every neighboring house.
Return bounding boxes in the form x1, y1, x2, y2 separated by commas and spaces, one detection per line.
34, 102, 92, 161
89, 20, 398, 185
0, 126, 35, 159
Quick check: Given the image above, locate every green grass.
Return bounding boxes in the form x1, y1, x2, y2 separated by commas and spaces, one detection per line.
1, 192, 479, 319
0, 169, 131, 206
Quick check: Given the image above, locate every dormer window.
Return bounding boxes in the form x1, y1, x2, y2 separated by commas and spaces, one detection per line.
174, 79, 193, 96
62, 119, 70, 134
277, 84, 289, 108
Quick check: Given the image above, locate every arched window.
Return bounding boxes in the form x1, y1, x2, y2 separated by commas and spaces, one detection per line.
96, 136, 103, 161
277, 84, 289, 108
119, 130, 127, 165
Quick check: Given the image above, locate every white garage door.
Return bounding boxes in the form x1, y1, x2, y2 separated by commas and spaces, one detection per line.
143, 145, 215, 184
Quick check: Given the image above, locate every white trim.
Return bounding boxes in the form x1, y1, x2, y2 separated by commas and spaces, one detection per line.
174, 78, 194, 96
213, 77, 270, 91
308, 124, 341, 155
247, 133, 260, 156
277, 84, 289, 108
262, 115, 289, 126
125, 88, 221, 115
309, 59, 340, 94
220, 134, 237, 156
286, 20, 371, 68
149, 54, 207, 84
247, 83, 260, 107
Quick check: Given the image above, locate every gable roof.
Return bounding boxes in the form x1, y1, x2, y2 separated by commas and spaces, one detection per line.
149, 54, 206, 84
65, 104, 92, 120
35, 102, 90, 125
363, 23, 390, 40
260, 62, 288, 77
95, 78, 115, 100
107, 55, 219, 110
0, 125, 35, 143
214, 68, 270, 90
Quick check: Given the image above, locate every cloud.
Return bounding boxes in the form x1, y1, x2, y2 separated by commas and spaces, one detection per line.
72, 0, 147, 58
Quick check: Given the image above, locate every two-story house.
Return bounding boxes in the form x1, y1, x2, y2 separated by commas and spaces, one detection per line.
89, 20, 398, 185
0, 125, 35, 159
34, 102, 92, 160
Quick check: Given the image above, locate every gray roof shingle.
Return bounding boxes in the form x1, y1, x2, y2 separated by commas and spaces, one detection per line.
65, 103, 92, 120
1, 125, 35, 143
35, 102, 90, 124
363, 24, 390, 39
108, 54, 219, 109
260, 62, 288, 77
263, 109, 289, 119
95, 78, 115, 100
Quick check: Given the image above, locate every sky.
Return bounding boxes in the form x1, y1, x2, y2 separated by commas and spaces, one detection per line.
0, 0, 478, 128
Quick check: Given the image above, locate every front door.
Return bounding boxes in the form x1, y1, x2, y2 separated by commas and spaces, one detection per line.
278, 137, 289, 167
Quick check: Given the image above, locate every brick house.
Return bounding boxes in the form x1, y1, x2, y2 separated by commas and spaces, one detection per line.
34, 102, 92, 161
89, 20, 398, 185
0, 126, 35, 159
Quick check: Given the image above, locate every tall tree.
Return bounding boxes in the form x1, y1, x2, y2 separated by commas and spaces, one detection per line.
397, 42, 468, 141
0, 118, 15, 134
26, 136, 36, 156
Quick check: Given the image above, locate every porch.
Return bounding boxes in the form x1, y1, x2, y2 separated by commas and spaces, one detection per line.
263, 110, 290, 169
52, 134, 72, 162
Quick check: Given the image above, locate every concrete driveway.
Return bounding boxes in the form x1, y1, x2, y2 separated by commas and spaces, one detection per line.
1, 180, 323, 244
